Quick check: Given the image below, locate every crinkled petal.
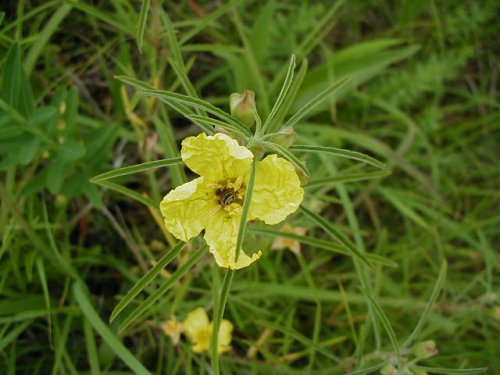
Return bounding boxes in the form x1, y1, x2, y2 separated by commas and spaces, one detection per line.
160, 177, 216, 242
204, 212, 262, 269
181, 133, 253, 182
217, 320, 233, 354
250, 155, 304, 224
184, 307, 210, 345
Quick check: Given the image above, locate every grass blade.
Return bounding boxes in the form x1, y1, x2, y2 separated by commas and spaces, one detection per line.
118, 246, 207, 333
251, 227, 398, 268
93, 180, 157, 208
91, 157, 183, 182
416, 367, 488, 375
299, 205, 374, 270
306, 169, 392, 187
360, 287, 400, 355
262, 55, 296, 133
291, 144, 386, 169
284, 76, 351, 128
110, 241, 187, 322
72, 282, 152, 375
139, 88, 252, 137
211, 270, 235, 375
403, 260, 447, 347
136, 0, 150, 52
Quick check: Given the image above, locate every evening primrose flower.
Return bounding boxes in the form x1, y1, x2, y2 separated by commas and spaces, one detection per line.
160, 133, 304, 269
183, 307, 233, 354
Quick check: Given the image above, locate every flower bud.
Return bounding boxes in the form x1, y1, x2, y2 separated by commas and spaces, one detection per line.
412, 340, 438, 359
267, 126, 297, 149
230, 90, 256, 128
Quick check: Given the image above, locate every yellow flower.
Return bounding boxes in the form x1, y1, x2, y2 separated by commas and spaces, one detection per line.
160, 133, 304, 269
161, 318, 183, 345
183, 307, 233, 354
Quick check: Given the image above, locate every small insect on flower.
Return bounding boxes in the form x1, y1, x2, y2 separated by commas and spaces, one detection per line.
160, 133, 304, 269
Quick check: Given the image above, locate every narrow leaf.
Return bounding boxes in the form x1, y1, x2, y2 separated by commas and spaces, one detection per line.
94, 180, 157, 207
299, 205, 374, 270
291, 144, 386, 169
306, 169, 392, 187
73, 282, 152, 375
110, 241, 187, 322
284, 76, 351, 128
187, 114, 244, 135
91, 157, 183, 182
118, 246, 207, 333
416, 367, 488, 375
136, 0, 150, 52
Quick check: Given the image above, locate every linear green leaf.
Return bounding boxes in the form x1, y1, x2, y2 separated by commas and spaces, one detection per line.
291, 144, 386, 169
262, 55, 296, 133
136, 0, 150, 52
186, 114, 244, 135
257, 320, 340, 363
299, 205, 374, 270
415, 367, 488, 375
91, 157, 183, 182
118, 246, 207, 333
139, 88, 252, 137
110, 241, 187, 322
284, 76, 351, 128
211, 269, 235, 375
235, 159, 257, 262
306, 169, 392, 187
251, 227, 398, 268
403, 260, 447, 347
94, 180, 157, 208
73, 282, 152, 375
360, 287, 400, 355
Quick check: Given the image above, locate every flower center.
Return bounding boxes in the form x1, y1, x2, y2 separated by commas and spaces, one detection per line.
213, 176, 245, 212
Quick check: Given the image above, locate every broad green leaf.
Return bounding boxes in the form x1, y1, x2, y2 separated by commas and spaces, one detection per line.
291, 144, 386, 169
118, 246, 207, 333
299, 205, 374, 270
72, 282, 152, 375
91, 157, 183, 182
110, 241, 187, 322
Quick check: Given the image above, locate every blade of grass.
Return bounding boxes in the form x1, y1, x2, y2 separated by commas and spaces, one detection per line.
83, 318, 101, 375
93, 180, 157, 207
415, 367, 488, 375
299, 205, 374, 270
261, 55, 296, 134
284, 76, 351, 128
251, 227, 398, 268
359, 287, 400, 355
73, 282, 152, 375
136, 0, 150, 52
403, 260, 447, 347
139, 88, 252, 137
91, 157, 183, 182
291, 144, 386, 169
110, 241, 187, 322
306, 169, 392, 187
211, 269, 235, 375
118, 246, 207, 333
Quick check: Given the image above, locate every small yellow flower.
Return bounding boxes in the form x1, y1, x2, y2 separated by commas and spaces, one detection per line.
183, 307, 233, 354
160, 133, 304, 269
161, 318, 183, 345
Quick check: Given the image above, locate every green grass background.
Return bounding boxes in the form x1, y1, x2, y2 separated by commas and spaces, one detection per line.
0, 0, 498, 374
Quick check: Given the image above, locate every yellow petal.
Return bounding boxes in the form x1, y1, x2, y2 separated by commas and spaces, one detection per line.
184, 307, 212, 353
204, 212, 262, 269
160, 177, 217, 242
217, 319, 234, 354
181, 133, 253, 182
250, 155, 304, 224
